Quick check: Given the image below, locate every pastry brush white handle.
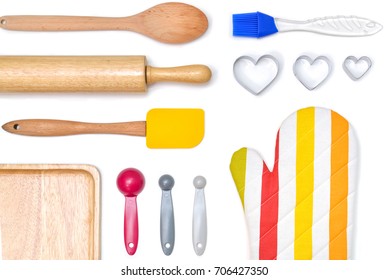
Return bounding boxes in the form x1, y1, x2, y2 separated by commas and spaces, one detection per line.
275, 16, 383, 36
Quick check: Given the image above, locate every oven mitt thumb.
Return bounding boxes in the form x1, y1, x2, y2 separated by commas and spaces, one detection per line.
230, 107, 358, 260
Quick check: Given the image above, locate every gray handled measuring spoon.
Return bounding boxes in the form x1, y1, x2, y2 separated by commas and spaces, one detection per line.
159, 174, 175, 256
192, 176, 207, 256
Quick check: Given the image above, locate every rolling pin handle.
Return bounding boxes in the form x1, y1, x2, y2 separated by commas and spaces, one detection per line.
146, 65, 212, 85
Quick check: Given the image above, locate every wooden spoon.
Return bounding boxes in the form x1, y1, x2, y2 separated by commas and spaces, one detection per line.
0, 2, 208, 44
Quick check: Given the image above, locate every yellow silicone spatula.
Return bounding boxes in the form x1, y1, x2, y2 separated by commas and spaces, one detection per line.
2, 108, 205, 149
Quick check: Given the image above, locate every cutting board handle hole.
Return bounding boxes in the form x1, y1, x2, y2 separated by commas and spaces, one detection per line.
165, 243, 171, 249
0, 19, 6, 25
13, 124, 20, 130
128, 242, 134, 249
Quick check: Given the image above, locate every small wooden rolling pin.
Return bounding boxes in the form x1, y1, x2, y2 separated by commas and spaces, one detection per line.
0, 56, 212, 92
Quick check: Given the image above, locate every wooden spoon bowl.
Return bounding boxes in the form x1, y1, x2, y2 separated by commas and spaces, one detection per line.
127, 2, 209, 44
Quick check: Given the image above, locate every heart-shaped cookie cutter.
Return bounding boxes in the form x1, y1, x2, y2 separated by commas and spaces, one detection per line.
233, 55, 279, 95
293, 55, 332, 90
343, 56, 372, 81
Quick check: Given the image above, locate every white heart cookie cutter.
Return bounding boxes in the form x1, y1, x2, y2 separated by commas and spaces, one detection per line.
233, 55, 279, 95
343, 56, 372, 81
293, 55, 332, 90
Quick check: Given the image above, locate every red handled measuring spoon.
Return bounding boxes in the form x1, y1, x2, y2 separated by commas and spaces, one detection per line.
117, 168, 145, 255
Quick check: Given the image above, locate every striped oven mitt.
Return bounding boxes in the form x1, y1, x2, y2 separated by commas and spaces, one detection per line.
230, 107, 358, 260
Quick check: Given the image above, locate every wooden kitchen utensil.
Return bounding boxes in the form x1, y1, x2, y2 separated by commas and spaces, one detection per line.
2, 108, 205, 149
0, 164, 100, 260
0, 56, 212, 92
0, 2, 208, 44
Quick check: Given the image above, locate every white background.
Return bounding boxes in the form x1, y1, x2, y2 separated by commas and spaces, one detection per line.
0, 0, 388, 278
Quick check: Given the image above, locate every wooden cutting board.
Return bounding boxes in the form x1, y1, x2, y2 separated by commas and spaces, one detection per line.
0, 164, 100, 260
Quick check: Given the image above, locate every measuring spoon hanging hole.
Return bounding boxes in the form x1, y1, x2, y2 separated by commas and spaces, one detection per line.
159, 174, 175, 256
192, 175, 207, 256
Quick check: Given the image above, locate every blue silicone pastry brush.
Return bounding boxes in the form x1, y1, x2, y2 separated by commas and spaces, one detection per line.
233, 12, 382, 38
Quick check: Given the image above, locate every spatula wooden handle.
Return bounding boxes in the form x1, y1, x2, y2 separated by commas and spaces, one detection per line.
0, 15, 132, 31
2, 119, 146, 136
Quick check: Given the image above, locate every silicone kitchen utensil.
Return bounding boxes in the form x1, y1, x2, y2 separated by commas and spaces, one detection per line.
0, 164, 100, 260
0, 56, 212, 92
117, 168, 145, 256
192, 176, 207, 256
2, 108, 205, 149
233, 54, 279, 95
0, 2, 208, 44
159, 174, 175, 256
343, 56, 372, 81
293, 55, 332, 90
233, 12, 382, 38
230, 107, 358, 260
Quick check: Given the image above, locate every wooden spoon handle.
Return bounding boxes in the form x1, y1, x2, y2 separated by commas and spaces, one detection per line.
0, 15, 131, 31
2, 119, 146, 136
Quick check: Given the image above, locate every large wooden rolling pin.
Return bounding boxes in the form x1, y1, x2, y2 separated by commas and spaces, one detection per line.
0, 56, 212, 92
